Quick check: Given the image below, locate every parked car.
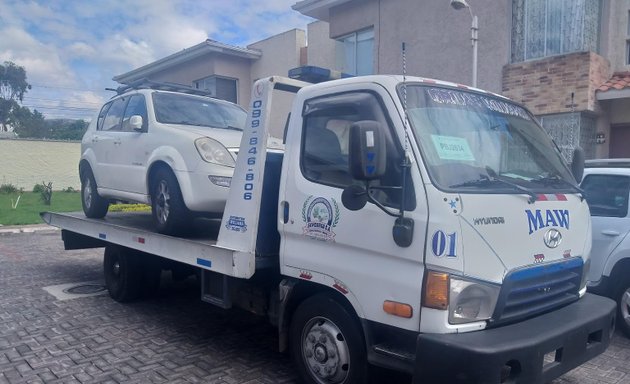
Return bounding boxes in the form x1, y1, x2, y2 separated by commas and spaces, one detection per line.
80, 81, 246, 235
581, 158, 630, 336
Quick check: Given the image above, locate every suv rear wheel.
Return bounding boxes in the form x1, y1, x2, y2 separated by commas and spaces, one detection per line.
151, 168, 189, 235
81, 168, 109, 218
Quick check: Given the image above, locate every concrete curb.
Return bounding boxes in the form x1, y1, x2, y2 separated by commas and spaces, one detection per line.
0, 224, 59, 234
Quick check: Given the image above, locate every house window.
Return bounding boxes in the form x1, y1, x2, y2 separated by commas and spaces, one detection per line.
194, 75, 238, 104
335, 28, 374, 76
511, 0, 601, 62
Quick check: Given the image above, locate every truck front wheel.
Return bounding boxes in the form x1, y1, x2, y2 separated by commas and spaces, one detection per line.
290, 294, 367, 384
615, 277, 630, 337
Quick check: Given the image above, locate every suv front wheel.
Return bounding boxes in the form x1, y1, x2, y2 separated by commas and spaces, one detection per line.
151, 168, 189, 235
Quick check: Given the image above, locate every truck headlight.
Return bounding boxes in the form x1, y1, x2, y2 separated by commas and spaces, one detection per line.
449, 276, 500, 324
195, 137, 235, 167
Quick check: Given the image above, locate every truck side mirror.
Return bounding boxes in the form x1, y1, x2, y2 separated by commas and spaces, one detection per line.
130, 115, 144, 131
348, 121, 387, 180
571, 147, 585, 182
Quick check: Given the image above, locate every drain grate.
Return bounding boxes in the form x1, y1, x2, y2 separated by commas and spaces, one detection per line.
43, 281, 108, 301
63, 284, 106, 295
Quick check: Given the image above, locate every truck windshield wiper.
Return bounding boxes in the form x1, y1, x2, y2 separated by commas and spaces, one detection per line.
450, 168, 538, 204
533, 175, 585, 195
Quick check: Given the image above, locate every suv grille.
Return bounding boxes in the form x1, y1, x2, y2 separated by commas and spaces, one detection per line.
490, 257, 583, 326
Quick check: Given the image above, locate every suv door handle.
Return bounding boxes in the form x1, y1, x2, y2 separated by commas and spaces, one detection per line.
601, 230, 620, 237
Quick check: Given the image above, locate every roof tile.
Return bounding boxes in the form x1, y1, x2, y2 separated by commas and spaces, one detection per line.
597, 72, 630, 93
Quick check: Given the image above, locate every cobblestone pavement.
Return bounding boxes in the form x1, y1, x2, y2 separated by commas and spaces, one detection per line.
0, 228, 629, 384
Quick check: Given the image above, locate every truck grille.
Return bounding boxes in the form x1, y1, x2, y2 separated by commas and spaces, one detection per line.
490, 257, 583, 326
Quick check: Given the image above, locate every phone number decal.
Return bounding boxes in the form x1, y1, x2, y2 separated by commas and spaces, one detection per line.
243, 99, 263, 201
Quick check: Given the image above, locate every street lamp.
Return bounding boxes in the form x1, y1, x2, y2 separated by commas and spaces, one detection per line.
450, 0, 478, 88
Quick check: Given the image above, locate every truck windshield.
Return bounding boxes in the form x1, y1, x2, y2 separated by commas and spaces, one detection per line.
403, 85, 576, 193
153, 92, 246, 130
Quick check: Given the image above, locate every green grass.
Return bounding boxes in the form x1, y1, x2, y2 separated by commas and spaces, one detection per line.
0, 191, 83, 226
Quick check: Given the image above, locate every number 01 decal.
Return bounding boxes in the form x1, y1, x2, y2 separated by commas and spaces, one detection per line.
431, 230, 457, 258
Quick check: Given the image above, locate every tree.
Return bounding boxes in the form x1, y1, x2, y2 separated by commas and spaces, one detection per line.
12, 106, 45, 138
0, 61, 31, 132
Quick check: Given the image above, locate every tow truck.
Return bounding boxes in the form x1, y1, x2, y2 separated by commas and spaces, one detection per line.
43, 74, 616, 383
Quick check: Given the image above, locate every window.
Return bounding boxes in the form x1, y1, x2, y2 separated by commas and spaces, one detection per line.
581, 174, 630, 217
301, 91, 415, 209
194, 75, 238, 104
511, 0, 601, 62
122, 95, 147, 132
627, 10, 630, 64
335, 28, 374, 75
100, 98, 126, 131
97, 102, 112, 131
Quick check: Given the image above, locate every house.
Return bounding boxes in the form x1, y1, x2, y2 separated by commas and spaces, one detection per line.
293, 0, 630, 159
114, 0, 630, 158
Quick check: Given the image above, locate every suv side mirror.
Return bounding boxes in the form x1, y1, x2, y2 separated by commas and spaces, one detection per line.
130, 115, 144, 131
571, 147, 585, 182
348, 121, 387, 180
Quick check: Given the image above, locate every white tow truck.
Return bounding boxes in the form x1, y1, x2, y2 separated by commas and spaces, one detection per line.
43, 75, 616, 384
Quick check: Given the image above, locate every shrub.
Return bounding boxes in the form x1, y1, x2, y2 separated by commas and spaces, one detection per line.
62, 186, 77, 193
33, 184, 45, 193
0, 183, 19, 194
38, 181, 53, 205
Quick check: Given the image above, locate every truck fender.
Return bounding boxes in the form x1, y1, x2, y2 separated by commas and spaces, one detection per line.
277, 277, 365, 353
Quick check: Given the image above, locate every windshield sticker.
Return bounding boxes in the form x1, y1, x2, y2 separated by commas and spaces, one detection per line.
426, 88, 531, 120
431, 230, 457, 258
431, 135, 475, 161
302, 196, 340, 242
526, 209, 569, 235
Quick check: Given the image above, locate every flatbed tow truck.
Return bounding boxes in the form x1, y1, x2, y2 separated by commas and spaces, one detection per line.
44, 75, 616, 384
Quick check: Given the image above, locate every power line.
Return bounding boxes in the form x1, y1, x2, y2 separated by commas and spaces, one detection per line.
29, 83, 108, 92
23, 96, 102, 106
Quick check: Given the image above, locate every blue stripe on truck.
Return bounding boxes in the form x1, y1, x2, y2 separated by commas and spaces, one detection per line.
197, 258, 212, 268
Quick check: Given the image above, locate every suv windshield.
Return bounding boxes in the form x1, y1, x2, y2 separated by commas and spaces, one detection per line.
153, 92, 246, 130
403, 84, 575, 193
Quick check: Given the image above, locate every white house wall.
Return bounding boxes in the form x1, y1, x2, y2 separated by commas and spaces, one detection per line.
306, 21, 336, 69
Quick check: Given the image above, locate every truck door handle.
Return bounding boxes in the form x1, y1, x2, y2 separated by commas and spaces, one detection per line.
92, 136, 99, 143
601, 230, 620, 237
113, 139, 122, 145
282, 201, 289, 224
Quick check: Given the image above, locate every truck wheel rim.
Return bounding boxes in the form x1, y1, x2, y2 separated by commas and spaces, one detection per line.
622, 289, 630, 327
155, 180, 170, 224
301, 316, 350, 384
83, 178, 93, 208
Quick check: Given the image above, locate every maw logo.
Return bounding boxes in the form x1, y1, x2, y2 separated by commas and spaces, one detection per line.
526, 209, 570, 235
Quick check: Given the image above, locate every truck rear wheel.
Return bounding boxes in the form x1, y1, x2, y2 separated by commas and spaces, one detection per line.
614, 277, 630, 337
290, 294, 367, 384
104, 246, 161, 302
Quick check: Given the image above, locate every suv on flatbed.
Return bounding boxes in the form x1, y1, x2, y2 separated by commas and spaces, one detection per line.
80, 80, 246, 235
581, 158, 630, 336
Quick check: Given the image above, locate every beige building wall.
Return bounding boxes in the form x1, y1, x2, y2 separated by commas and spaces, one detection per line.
610, 99, 630, 123
324, 0, 510, 93
306, 21, 336, 69
601, 0, 630, 72
248, 29, 306, 81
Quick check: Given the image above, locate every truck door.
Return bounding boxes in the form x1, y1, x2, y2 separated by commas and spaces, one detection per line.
279, 86, 428, 329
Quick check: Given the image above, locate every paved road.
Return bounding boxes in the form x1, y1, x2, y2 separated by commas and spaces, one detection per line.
0, 228, 629, 384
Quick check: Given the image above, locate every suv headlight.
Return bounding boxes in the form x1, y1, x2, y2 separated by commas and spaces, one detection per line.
449, 275, 500, 324
195, 137, 235, 167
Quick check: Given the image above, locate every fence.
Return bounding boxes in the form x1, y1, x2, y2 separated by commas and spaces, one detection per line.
1, 139, 81, 191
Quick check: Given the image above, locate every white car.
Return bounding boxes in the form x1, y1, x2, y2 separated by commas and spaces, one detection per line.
80, 82, 246, 235
581, 159, 630, 336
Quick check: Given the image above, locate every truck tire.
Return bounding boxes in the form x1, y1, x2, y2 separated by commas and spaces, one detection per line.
151, 168, 188, 235
81, 168, 109, 218
614, 276, 630, 337
104, 246, 143, 302
290, 294, 368, 384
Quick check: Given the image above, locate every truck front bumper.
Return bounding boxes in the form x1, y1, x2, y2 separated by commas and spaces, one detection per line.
413, 293, 616, 384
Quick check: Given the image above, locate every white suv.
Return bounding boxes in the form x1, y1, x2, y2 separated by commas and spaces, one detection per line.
581, 159, 630, 336
80, 81, 246, 235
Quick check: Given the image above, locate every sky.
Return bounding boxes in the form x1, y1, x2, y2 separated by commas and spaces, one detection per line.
0, 0, 313, 121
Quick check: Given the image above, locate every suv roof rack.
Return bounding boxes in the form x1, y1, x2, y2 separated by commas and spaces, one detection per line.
108, 78, 214, 97
585, 158, 630, 168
